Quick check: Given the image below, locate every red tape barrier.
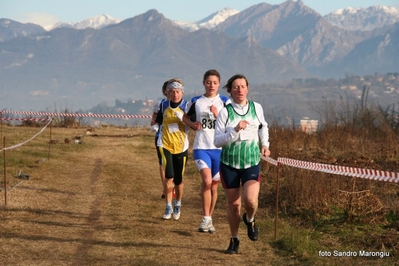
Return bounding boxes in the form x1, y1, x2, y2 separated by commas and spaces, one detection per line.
3, 110, 397, 183
1, 110, 151, 119
0, 118, 51, 121
261, 155, 278, 166
260, 156, 399, 183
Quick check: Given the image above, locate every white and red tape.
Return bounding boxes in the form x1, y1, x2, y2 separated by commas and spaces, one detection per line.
1, 110, 151, 119
0, 117, 51, 121
2, 110, 397, 183
260, 156, 399, 183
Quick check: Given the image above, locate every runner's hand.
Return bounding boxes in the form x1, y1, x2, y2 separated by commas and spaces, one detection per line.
261, 146, 270, 157
235, 120, 249, 132
150, 123, 159, 132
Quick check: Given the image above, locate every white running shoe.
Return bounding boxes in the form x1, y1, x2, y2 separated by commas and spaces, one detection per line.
198, 217, 215, 233
208, 222, 216, 234
162, 206, 173, 220
172, 205, 181, 220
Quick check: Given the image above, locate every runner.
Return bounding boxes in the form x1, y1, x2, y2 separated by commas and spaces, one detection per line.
183, 69, 230, 233
154, 79, 189, 220
214, 74, 271, 254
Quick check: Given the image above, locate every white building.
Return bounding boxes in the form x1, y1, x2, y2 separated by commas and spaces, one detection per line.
300, 117, 318, 133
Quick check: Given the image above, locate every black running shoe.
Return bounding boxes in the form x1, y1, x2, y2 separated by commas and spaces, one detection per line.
225, 237, 239, 254
242, 213, 258, 241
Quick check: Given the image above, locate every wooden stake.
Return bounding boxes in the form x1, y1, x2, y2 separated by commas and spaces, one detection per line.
3, 136, 7, 206
274, 162, 280, 241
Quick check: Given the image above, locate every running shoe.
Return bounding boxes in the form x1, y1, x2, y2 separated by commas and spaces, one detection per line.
242, 213, 258, 241
198, 217, 216, 233
172, 204, 181, 220
208, 223, 216, 234
162, 206, 173, 220
225, 237, 239, 254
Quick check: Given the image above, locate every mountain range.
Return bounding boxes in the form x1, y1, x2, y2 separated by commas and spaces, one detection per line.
0, 0, 398, 112
46, 4, 399, 33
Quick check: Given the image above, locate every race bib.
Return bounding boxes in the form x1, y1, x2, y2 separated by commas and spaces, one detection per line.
200, 112, 215, 131
239, 124, 258, 140
168, 123, 179, 133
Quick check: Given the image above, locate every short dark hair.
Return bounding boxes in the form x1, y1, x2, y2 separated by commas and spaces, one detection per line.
203, 69, 220, 82
223, 74, 249, 93
162, 81, 168, 96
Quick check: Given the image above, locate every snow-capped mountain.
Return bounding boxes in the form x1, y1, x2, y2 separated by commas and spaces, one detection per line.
324, 5, 399, 31
49, 14, 120, 30
173, 7, 239, 32
1, 3, 398, 112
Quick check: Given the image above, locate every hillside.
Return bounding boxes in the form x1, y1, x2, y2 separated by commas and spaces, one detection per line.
0, 1, 398, 113
0, 9, 308, 111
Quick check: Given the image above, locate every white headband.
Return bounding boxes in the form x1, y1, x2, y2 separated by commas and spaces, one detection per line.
167, 82, 184, 92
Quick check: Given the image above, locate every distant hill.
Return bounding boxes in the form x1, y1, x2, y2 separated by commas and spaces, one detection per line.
214, 2, 368, 69
0, 9, 308, 111
0, 1, 398, 112
318, 22, 399, 77
0, 19, 45, 42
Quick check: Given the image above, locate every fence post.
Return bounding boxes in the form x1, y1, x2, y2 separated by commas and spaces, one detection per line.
274, 162, 280, 241
0, 112, 3, 141
48, 117, 52, 160
3, 136, 7, 206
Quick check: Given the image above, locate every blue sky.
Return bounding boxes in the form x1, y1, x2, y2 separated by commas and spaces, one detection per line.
2, 0, 399, 29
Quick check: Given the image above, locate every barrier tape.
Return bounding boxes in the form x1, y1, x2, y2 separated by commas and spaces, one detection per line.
260, 156, 399, 183
0, 118, 53, 152
2, 109, 397, 183
1, 110, 151, 119
261, 155, 278, 166
0, 117, 51, 121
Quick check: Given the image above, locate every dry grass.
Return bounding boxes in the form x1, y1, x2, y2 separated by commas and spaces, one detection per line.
0, 125, 277, 265
1, 121, 399, 265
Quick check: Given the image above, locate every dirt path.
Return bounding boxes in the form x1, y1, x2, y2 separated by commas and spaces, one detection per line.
0, 127, 277, 265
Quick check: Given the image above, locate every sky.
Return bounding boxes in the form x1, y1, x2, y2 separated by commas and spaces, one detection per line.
1, 0, 399, 29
